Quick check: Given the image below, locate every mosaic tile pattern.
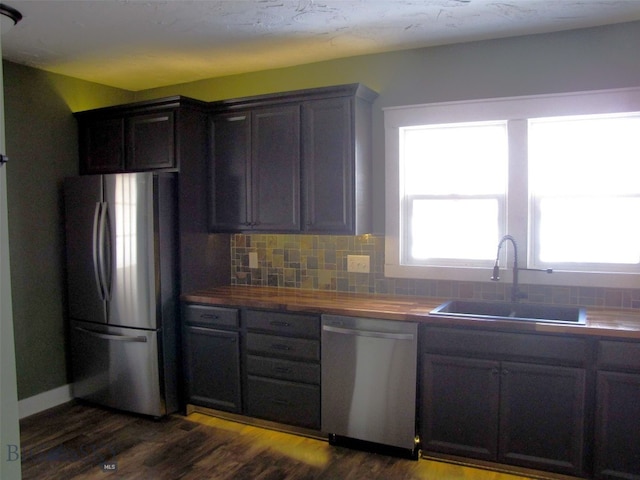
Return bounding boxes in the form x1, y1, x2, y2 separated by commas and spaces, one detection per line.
230, 234, 640, 310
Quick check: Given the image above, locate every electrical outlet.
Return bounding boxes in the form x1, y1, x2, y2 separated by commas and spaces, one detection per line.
249, 251, 258, 269
347, 254, 370, 273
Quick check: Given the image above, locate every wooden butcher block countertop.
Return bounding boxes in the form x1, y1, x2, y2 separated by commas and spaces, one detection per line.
182, 286, 640, 340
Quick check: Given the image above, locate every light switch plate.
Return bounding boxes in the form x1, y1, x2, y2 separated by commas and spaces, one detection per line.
249, 251, 258, 269
347, 255, 370, 273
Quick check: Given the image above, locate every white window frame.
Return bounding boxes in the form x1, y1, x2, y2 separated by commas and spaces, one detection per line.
384, 87, 640, 288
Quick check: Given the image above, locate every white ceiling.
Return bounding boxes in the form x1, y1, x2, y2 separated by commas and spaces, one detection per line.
2, 0, 640, 91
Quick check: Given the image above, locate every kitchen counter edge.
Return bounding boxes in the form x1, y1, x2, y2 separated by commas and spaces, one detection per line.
181, 286, 640, 339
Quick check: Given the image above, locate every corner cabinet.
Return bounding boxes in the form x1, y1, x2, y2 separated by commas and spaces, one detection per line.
208, 84, 377, 234
420, 326, 590, 477
595, 340, 640, 480
75, 96, 207, 174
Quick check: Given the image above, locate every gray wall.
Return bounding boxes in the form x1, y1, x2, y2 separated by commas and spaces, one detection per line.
3, 62, 131, 399
138, 21, 640, 234
3, 20, 640, 400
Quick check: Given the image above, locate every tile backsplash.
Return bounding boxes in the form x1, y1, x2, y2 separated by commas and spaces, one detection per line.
231, 234, 640, 310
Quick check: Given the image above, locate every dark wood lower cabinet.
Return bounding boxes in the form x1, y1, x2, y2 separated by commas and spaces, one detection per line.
498, 361, 586, 475
246, 376, 320, 429
182, 304, 242, 414
421, 354, 499, 460
595, 371, 640, 479
183, 326, 242, 413
421, 342, 587, 477
244, 310, 321, 430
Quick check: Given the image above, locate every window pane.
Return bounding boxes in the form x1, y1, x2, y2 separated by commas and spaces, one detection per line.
411, 199, 499, 261
530, 113, 640, 267
539, 197, 640, 264
529, 114, 640, 195
402, 122, 508, 195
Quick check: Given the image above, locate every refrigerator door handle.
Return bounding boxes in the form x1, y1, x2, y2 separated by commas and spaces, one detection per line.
92, 202, 106, 301
73, 325, 148, 343
97, 201, 112, 301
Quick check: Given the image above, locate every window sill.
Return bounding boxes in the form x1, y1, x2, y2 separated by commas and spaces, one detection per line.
384, 263, 640, 289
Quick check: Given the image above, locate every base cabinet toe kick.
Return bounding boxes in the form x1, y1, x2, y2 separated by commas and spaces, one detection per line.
182, 301, 640, 478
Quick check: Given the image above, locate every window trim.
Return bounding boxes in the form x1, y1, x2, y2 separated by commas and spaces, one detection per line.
384, 87, 640, 288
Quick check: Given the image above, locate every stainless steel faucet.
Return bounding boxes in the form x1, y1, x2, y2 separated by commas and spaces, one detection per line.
491, 235, 552, 303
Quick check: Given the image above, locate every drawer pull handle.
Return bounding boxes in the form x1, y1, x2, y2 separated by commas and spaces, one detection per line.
272, 398, 290, 406
271, 344, 291, 351
270, 321, 291, 327
200, 314, 219, 320
274, 367, 292, 373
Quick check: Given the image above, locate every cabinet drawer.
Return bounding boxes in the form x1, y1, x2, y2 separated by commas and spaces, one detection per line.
247, 355, 320, 384
422, 326, 588, 366
598, 340, 640, 372
183, 304, 239, 329
245, 310, 319, 338
246, 376, 320, 429
246, 333, 320, 361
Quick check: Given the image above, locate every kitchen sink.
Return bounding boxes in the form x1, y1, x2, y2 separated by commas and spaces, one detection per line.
430, 300, 586, 324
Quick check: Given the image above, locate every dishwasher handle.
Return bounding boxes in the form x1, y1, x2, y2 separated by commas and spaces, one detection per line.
322, 324, 415, 341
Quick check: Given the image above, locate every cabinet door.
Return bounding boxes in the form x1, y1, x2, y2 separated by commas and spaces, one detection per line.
302, 97, 353, 233
251, 106, 300, 231
79, 117, 125, 174
209, 113, 251, 231
595, 371, 640, 480
421, 354, 500, 461
499, 361, 586, 476
183, 326, 241, 413
127, 111, 175, 171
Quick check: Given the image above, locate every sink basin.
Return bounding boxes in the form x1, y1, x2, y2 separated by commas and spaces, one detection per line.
430, 300, 586, 324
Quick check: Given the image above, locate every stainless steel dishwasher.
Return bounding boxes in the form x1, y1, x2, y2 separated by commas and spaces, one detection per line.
321, 314, 419, 458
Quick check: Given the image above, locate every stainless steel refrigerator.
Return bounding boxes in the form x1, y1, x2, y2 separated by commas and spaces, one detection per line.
63, 172, 179, 417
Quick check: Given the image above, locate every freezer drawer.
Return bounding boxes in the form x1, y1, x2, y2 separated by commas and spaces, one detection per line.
70, 320, 165, 417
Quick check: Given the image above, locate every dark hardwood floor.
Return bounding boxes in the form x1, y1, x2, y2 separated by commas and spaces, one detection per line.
19, 402, 536, 480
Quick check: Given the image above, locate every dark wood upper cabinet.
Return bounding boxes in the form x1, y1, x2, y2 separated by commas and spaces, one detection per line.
78, 116, 125, 173
127, 111, 175, 171
208, 84, 377, 234
209, 112, 251, 230
209, 106, 300, 232
301, 87, 376, 234
251, 106, 300, 231
76, 96, 206, 174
